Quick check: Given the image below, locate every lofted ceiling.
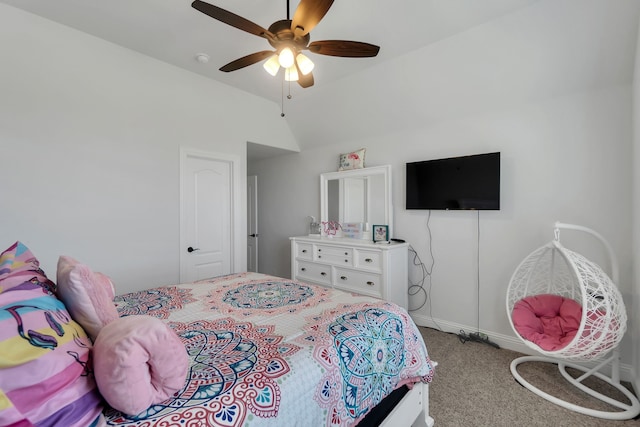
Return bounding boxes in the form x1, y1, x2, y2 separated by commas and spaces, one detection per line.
5, 0, 638, 157
1, 0, 538, 105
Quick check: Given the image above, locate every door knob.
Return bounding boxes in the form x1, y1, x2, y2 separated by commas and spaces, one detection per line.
187, 246, 200, 253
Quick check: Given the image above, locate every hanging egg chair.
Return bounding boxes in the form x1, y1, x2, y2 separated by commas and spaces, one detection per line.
506, 222, 639, 420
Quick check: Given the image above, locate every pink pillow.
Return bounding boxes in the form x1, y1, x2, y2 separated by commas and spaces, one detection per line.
512, 294, 582, 351
56, 255, 119, 341
338, 148, 366, 171
93, 315, 189, 416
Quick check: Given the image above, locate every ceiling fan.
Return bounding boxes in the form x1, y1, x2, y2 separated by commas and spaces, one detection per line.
191, 0, 380, 88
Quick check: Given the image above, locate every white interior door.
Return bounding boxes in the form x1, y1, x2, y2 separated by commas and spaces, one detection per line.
247, 175, 258, 272
180, 149, 238, 282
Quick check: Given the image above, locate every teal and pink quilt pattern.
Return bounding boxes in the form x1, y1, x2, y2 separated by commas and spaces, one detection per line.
106, 272, 434, 427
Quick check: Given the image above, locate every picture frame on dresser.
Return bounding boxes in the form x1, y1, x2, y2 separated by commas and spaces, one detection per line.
373, 224, 389, 242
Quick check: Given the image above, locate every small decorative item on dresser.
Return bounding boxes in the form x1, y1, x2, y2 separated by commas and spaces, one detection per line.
342, 222, 364, 239
322, 220, 342, 237
308, 215, 321, 235
372, 225, 389, 242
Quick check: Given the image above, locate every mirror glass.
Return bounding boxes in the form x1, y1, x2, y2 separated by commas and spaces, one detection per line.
321, 165, 393, 238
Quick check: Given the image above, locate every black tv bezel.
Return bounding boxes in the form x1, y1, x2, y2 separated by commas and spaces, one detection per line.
405, 152, 501, 211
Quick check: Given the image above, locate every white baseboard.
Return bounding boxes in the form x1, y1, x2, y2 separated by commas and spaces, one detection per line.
410, 313, 636, 384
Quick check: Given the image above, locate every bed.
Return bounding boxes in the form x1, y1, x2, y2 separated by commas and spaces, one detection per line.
0, 242, 435, 427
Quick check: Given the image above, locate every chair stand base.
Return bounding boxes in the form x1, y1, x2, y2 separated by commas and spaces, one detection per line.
510, 356, 640, 420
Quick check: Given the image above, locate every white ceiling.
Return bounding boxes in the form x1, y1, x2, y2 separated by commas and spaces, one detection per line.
5, 0, 638, 158
1, 0, 539, 105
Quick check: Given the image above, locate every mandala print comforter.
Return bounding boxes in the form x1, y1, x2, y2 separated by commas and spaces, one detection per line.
104, 272, 435, 427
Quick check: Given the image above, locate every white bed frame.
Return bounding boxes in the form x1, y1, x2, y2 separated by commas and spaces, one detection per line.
380, 382, 434, 427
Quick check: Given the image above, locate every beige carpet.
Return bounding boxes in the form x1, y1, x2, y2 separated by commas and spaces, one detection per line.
419, 327, 640, 427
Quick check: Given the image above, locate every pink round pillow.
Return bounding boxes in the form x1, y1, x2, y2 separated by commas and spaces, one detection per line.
93, 315, 188, 415
512, 294, 582, 351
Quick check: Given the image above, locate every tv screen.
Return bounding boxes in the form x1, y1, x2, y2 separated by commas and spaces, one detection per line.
406, 152, 500, 210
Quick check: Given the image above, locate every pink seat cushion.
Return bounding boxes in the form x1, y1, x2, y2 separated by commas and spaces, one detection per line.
512, 294, 583, 351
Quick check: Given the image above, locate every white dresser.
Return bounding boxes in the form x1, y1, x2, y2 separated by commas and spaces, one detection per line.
290, 236, 409, 310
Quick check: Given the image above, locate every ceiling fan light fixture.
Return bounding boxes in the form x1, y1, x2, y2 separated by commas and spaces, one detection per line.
278, 47, 295, 68
263, 54, 280, 76
296, 53, 314, 75
284, 66, 299, 82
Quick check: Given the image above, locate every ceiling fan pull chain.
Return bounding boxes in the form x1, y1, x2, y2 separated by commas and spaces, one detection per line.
281, 77, 285, 117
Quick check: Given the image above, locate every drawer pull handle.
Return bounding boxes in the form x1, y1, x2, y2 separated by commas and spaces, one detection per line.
344, 259, 349, 263
365, 258, 373, 263
318, 255, 322, 259
340, 276, 347, 280
321, 272, 327, 276
318, 249, 322, 252
302, 249, 307, 253
366, 281, 375, 286
301, 267, 306, 272
344, 252, 348, 255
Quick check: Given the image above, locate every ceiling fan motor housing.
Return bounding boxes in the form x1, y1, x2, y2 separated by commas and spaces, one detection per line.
267, 20, 311, 52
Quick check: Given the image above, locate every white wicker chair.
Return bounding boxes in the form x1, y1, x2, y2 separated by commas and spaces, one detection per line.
506, 222, 640, 420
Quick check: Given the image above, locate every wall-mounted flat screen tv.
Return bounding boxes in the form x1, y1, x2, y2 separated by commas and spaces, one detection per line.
406, 152, 500, 210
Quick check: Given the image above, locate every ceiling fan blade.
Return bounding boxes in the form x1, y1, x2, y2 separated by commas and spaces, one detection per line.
308, 40, 380, 57
219, 51, 275, 72
291, 0, 334, 37
192, 0, 274, 40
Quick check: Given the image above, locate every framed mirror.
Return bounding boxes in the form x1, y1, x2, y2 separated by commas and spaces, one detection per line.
320, 165, 393, 238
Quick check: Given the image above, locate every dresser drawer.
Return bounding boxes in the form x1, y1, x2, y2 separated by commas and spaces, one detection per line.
295, 243, 313, 260
316, 245, 353, 266
333, 268, 382, 298
355, 249, 382, 271
295, 260, 332, 285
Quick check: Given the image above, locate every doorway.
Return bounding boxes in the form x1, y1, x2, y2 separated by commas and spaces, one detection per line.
180, 148, 244, 282
247, 175, 258, 272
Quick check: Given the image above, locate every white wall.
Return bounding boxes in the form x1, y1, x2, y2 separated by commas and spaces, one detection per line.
632, 19, 640, 395
0, 4, 298, 293
285, 0, 640, 151
249, 1, 638, 370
